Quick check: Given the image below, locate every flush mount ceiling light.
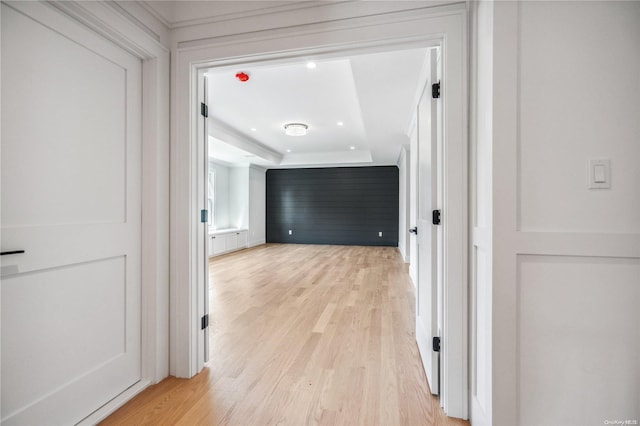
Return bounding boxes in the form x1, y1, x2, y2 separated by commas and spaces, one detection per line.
284, 123, 308, 136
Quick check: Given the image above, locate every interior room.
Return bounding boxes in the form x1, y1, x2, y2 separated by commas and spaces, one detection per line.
2, 2, 638, 425
204, 48, 429, 253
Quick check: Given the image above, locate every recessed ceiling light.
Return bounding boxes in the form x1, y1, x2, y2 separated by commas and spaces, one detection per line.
286, 149, 291, 153
284, 123, 308, 136
350, 146, 355, 150
337, 121, 344, 126
306, 61, 316, 69
250, 128, 257, 132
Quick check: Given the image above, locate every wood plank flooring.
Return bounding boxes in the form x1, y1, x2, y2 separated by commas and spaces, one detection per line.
101, 244, 469, 426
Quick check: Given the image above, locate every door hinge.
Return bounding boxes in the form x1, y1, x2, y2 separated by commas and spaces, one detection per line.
432, 209, 441, 225
200, 102, 208, 118
433, 336, 441, 352
201, 314, 209, 330
200, 209, 208, 223
432, 82, 441, 99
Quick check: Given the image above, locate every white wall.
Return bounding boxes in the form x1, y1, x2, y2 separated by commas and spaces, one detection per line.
485, 2, 640, 425
397, 145, 410, 262
249, 166, 266, 247
229, 166, 249, 229
208, 161, 230, 229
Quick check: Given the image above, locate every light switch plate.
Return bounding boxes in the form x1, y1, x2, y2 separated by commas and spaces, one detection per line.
588, 159, 611, 189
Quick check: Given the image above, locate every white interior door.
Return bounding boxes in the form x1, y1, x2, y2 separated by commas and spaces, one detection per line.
416, 47, 442, 396
199, 72, 210, 366
434, 47, 445, 405
1, 3, 142, 424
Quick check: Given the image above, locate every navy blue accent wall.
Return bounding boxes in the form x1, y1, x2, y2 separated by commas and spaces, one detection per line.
266, 166, 399, 246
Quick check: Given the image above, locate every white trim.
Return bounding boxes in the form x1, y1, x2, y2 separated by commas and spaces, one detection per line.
141, 1, 344, 30
172, 3, 468, 419
76, 380, 151, 426
46, 0, 163, 59
249, 239, 267, 248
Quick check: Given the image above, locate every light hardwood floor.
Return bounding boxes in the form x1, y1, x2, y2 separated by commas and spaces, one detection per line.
101, 244, 469, 426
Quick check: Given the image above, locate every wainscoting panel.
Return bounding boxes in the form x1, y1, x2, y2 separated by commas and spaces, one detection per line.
517, 254, 640, 426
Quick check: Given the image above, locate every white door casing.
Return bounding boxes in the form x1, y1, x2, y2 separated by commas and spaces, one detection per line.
1, 2, 149, 424
416, 47, 442, 396
172, 3, 468, 418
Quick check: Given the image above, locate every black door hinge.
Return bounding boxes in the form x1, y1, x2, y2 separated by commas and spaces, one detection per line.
432, 209, 441, 225
201, 314, 209, 330
432, 82, 441, 99
201, 102, 208, 118
200, 209, 208, 223
433, 336, 441, 352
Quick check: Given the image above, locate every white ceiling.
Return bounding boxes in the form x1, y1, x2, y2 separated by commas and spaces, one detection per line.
206, 47, 430, 168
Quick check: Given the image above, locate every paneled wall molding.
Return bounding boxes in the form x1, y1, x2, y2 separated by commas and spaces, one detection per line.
514, 253, 640, 424
490, 1, 640, 425
515, 232, 640, 259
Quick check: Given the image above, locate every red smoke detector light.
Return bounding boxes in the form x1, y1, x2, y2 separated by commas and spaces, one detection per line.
235, 72, 250, 82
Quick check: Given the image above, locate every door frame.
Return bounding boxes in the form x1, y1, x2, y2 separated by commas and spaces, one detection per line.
4, 1, 171, 423
172, 2, 468, 419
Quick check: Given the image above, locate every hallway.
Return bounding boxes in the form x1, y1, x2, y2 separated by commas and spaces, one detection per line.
102, 244, 468, 425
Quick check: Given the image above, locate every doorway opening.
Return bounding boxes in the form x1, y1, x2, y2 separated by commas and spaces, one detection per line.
195, 39, 466, 419
173, 4, 467, 418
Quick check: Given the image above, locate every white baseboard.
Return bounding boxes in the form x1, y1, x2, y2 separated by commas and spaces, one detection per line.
409, 265, 417, 288
398, 245, 410, 263
77, 379, 151, 425
249, 239, 266, 248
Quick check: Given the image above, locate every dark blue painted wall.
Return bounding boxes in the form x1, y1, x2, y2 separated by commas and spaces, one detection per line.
266, 166, 398, 246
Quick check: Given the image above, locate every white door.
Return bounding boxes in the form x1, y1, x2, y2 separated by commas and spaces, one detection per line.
1, 3, 142, 424
415, 47, 442, 396
198, 71, 210, 367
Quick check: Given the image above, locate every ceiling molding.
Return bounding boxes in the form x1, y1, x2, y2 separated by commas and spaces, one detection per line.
107, 1, 162, 42
140, 1, 346, 30
46, 0, 168, 59
137, 1, 173, 29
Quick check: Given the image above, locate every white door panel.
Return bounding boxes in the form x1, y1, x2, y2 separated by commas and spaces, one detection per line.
1, 5, 127, 228
1, 3, 142, 424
